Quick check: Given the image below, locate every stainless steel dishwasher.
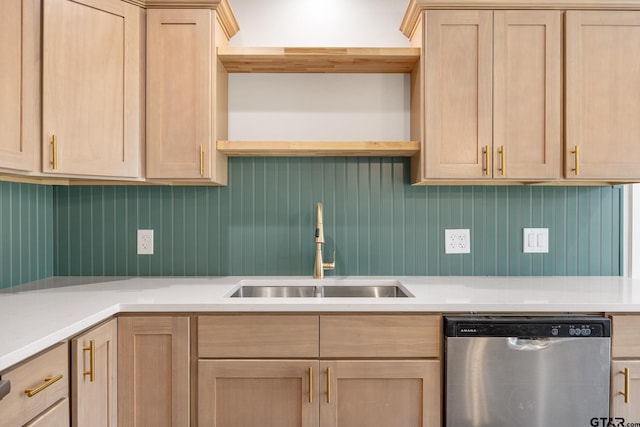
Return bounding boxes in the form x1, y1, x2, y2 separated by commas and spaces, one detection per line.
445, 316, 611, 427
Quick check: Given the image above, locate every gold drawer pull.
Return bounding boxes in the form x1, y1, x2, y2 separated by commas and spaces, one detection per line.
308, 367, 313, 403
25, 374, 63, 398
50, 135, 57, 170
498, 145, 505, 176
199, 144, 204, 176
482, 145, 489, 176
571, 145, 579, 176
621, 368, 630, 404
326, 367, 331, 403
83, 340, 95, 382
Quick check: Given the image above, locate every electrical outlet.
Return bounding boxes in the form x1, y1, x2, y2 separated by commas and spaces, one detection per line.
137, 229, 154, 255
445, 229, 470, 254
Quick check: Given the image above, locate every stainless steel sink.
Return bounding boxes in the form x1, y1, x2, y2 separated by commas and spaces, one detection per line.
322, 285, 411, 298
228, 283, 413, 298
229, 285, 317, 298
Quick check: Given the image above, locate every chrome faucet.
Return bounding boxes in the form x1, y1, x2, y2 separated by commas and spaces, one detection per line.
313, 202, 335, 279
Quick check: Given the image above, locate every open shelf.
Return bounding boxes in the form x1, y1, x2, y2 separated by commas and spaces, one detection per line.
217, 47, 420, 73
217, 141, 421, 157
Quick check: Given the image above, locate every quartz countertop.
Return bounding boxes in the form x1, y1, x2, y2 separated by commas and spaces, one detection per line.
1, 275, 639, 372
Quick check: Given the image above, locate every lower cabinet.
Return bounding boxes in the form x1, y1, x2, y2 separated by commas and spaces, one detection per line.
199, 360, 320, 427
118, 316, 190, 427
321, 360, 440, 427
24, 397, 70, 427
0, 343, 69, 427
611, 315, 640, 421
197, 314, 442, 427
71, 319, 117, 427
610, 361, 640, 421
198, 359, 439, 427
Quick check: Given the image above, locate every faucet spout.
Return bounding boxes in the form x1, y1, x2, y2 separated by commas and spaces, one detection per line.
313, 203, 335, 279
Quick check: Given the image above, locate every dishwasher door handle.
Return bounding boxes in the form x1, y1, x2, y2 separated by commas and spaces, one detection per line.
507, 337, 552, 351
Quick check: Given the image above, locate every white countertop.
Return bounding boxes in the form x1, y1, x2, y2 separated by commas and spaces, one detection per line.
1, 275, 639, 372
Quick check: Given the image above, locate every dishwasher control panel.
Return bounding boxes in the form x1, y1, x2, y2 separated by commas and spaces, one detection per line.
445, 316, 611, 338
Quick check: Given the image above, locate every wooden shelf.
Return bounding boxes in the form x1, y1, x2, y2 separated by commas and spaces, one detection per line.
217, 47, 421, 73
217, 141, 421, 157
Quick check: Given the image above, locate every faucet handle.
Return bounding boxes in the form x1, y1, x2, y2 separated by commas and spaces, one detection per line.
323, 250, 336, 271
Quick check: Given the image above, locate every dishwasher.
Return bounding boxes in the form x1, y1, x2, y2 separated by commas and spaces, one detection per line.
445, 316, 611, 427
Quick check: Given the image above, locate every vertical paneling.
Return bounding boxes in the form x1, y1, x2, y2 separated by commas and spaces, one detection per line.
48, 158, 624, 278
0, 182, 54, 288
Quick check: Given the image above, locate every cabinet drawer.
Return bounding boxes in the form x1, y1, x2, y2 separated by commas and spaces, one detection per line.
0, 343, 69, 427
320, 315, 441, 358
612, 315, 640, 358
198, 315, 319, 358
24, 397, 70, 427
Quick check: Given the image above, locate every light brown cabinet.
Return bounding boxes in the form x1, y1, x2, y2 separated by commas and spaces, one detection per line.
41, 0, 143, 179
565, 11, 640, 181
416, 9, 561, 182
71, 319, 117, 427
118, 316, 190, 427
199, 360, 320, 427
0, 343, 69, 427
320, 360, 439, 427
146, 8, 231, 183
611, 360, 640, 421
611, 315, 640, 419
0, 0, 39, 173
23, 397, 70, 427
197, 314, 441, 427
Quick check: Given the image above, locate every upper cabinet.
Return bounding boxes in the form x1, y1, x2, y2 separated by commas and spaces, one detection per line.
416, 9, 561, 182
146, 7, 234, 183
0, 0, 39, 173
565, 11, 640, 181
41, 0, 143, 179
493, 11, 562, 181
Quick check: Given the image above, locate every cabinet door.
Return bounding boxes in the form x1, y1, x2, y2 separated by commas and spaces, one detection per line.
198, 360, 319, 427
0, 0, 37, 172
118, 317, 190, 427
566, 11, 640, 180
493, 11, 561, 180
42, 0, 142, 178
320, 360, 440, 427
423, 10, 493, 179
71, 319, 117, 427
611, 361, 640, 421
24, 398, 70, 427
147, 9, 218, 181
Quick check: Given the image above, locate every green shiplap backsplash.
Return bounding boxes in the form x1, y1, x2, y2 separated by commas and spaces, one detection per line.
0, 182, 54, 288
53, 158, 622, 277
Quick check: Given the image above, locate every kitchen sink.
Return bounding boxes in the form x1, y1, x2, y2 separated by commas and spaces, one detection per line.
229, 285, 317, 298
322, 285, 411, 298
228, 281, 413, 298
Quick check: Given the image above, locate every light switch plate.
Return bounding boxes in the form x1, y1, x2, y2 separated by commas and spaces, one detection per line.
445, 229, 470, 254
523, 228, 549, 253
137, 229, 154, 255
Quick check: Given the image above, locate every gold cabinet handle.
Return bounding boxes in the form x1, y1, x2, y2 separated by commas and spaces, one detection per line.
326, 367, 331, 403
498, 145, 505, 176
571, 145, 579, 176
621, 368, 630, 404
482, 145, 489, 176
25, 374, 63, 397
83, 340, 95, 382
199, 144, 204, 176
50, 135, 57, 170
308, 367, 313, 403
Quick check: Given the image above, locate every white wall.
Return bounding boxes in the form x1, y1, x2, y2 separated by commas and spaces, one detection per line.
227, 0, 412, 141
